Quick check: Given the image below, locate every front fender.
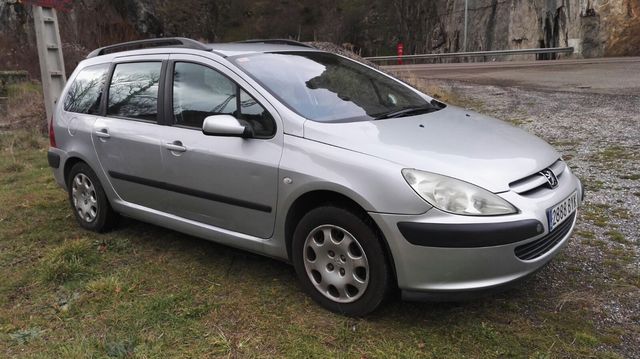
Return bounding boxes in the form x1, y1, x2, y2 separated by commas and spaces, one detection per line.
262, 135, 432, 260
278, 135, 431, 215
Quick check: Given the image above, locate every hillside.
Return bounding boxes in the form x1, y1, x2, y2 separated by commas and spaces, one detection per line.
0, 0, 638, 77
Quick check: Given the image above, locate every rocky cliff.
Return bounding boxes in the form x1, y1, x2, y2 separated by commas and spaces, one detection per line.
430, 0, 639, 59
353, 0, 638, 59
0, 0, 638, 77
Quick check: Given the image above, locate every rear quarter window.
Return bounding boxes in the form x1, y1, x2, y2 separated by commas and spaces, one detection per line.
63, 63, 109, 114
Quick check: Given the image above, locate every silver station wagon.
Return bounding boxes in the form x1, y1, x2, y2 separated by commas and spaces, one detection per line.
47, 38, 584, 316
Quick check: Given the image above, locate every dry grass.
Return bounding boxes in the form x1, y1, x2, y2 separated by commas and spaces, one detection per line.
397, 74, 484, 110
0, 82, 47, 134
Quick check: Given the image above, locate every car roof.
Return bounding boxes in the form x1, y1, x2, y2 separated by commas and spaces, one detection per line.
207, 42, 321, 57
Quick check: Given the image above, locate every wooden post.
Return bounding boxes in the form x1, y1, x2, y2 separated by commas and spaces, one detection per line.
33, 5, 66, 121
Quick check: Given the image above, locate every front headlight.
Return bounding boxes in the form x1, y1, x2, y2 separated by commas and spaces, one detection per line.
402, 169, 517, 216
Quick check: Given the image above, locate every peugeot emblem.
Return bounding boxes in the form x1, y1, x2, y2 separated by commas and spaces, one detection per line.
539, 169, 559, 189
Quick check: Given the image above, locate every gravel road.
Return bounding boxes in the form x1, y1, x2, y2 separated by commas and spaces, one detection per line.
420, 77, 640, 357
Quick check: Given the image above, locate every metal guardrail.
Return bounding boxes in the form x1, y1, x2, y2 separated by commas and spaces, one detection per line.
364, 47, 574, 62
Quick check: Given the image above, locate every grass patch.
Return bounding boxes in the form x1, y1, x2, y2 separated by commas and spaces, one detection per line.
588, 145, 639, 177
85, 275, 124, 299
40, 239, 99, 284
2, 162, 24, 173
506, 117, 533, 126
0, 81, 46, 133
0, 129, 635, 358
576, 230, 596, 239
551, 139, 579, 147
606, 231, 631, 245
581, 203, 611, 228
5, 81, 41, 97
8, 327, 44, 345
593, 146, 636, 161
619, 173, 640, 180
581, 238, 608, 250
574, 332, 599, 347
582, 178, 605, 192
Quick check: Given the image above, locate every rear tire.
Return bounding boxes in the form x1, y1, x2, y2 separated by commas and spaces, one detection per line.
292, 206, 391, 316
67, 162, 118, 232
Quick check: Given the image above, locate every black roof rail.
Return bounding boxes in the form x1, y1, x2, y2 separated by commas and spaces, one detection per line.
235, 39, 315, 48
86, 37, 211, 58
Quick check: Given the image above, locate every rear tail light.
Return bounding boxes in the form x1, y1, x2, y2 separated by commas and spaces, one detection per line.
49, 116, 57, 148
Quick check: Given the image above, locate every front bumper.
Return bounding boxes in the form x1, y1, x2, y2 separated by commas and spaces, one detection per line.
370, 170, 583, 299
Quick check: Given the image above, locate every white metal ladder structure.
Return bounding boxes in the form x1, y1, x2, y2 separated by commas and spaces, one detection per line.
33, 6, 66, 121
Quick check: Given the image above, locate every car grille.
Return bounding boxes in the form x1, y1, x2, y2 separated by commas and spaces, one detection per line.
514, 212, 575, 260
509, 159, 566, 195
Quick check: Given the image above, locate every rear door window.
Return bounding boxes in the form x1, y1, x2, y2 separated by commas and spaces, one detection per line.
63, 63, 109, 114
107, 62, 162, 122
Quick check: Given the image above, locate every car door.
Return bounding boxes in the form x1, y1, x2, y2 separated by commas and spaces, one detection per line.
92, 56, 169, 211
159, 54, 283, 239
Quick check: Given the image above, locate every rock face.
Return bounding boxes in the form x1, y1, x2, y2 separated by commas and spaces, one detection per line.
399, 0, 638, 59
0, 0, 637, 77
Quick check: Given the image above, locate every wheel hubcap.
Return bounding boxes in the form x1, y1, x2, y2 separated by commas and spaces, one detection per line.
303, 225, 369, 303
71, 173, 98, 222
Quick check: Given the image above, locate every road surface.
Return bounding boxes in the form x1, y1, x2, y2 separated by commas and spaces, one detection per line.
383, 57, 640, 95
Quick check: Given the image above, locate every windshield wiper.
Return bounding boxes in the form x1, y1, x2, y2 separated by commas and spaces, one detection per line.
373, 105, 438, 120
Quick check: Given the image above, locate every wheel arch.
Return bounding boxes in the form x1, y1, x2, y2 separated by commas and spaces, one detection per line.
283, 189, 398, 285
63, 156, 86, 186
63, 156, 115, 205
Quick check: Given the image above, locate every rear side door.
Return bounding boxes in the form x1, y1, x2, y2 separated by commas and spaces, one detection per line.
92, 56, 169, 211
159, 54, 283, 238
60, 62, 110, 170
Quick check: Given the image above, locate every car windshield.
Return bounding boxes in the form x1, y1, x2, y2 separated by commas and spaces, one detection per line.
232, 51, 439, 123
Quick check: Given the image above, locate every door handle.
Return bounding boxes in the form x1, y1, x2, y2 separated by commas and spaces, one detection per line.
95, 129, 110, 139
165, 141, 187, 153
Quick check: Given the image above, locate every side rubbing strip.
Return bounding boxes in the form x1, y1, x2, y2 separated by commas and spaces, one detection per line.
108, 171, 272, 213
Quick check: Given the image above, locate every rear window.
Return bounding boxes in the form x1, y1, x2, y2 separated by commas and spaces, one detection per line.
63, 63, 109, 114
107, 62, 162, 122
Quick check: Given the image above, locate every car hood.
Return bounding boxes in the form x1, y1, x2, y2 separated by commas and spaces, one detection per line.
303, 105, 559, 193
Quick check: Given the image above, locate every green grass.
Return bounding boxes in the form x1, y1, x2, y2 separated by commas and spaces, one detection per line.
506, 117, 533, 126
605, 231, 631, 245
619, 173, 640, 180
588, 145, 639, 176
0, 130, 636, 358
5, 81, 41, 98
593, 146, 636, 161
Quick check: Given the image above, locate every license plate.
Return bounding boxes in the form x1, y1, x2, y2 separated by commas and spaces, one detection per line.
547, 191, 578, 231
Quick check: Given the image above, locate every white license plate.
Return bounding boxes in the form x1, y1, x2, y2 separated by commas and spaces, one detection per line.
547, 191, 578, 231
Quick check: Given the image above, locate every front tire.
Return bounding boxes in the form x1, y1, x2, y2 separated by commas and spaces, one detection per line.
67, 162, 118, 232
292, 206, 391, 316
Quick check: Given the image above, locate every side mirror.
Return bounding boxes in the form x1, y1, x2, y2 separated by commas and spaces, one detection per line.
202, 115, 253, 138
